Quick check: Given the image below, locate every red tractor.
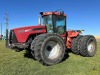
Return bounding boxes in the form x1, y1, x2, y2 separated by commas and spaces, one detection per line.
7, 11, 97, 65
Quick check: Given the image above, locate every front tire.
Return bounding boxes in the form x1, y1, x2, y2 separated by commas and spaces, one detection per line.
31, 34, 66, 65
79, 35, 97, 57
31, 34, 46, 59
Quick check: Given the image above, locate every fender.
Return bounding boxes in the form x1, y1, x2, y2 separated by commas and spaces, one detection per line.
66, 30, 81, 49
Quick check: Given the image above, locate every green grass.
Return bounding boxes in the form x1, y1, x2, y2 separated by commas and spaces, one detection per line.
0, 41, 100, 75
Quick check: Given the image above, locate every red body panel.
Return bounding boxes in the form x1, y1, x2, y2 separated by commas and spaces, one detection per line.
13, 25, 46, 43
59, 30, 81, 49
66, 30, 80, 49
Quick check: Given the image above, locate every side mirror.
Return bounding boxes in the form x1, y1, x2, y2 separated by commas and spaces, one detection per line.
40, 12, 43, 15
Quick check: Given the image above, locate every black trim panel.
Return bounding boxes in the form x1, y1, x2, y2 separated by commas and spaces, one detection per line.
9, 30, 18, 43
32, 28, 45, 31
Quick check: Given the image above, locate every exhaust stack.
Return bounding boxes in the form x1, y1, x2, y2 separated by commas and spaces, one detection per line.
38, 15, 41, 26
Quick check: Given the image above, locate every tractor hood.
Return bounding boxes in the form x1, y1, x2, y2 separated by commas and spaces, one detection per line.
11, 25, 46, 32
11, 25, 47, 35
10, 25, 46, 43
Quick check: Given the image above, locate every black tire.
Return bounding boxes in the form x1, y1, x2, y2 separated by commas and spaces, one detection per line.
31, 34, 47, 59
71, 35, 83, 54
26, 37, 33, 53
31, 33, 66, 65
79, 35, 97, 57
26, 46, 31, 53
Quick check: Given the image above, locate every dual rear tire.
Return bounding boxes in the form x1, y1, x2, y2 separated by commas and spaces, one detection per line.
71, 35, 83, 54
79, 35, 96, 57
71, 35, 97, 57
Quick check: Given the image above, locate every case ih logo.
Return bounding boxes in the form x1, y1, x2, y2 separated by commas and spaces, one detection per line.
25, 29, 32, 32
18, 28, 45, 33
18, 30, 25, 33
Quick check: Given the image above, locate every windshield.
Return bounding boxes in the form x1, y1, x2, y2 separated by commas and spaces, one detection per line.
53, 15, 66, 34
43, 15, 53, 33
43, 15, 66, 34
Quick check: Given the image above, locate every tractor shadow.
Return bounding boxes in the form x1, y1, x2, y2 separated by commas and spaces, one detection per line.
62, 49, 71, 62
24, 49, 71, 61
24, 51, 33, 59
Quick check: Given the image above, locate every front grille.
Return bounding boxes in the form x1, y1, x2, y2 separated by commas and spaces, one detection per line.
9, 30, 18, 44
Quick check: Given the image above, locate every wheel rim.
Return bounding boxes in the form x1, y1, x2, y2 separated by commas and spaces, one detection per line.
87, 41, 96, 53
44, 41, 61, 59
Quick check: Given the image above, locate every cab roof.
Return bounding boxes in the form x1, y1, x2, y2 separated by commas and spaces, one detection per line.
42, 12, 66, 17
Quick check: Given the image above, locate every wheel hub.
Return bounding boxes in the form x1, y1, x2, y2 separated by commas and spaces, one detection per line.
88, 41, 95, 52
46, 46, 52, 51
45, 41, 61, 59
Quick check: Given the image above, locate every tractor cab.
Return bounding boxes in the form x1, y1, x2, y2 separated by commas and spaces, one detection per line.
40, 11, 66, 34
